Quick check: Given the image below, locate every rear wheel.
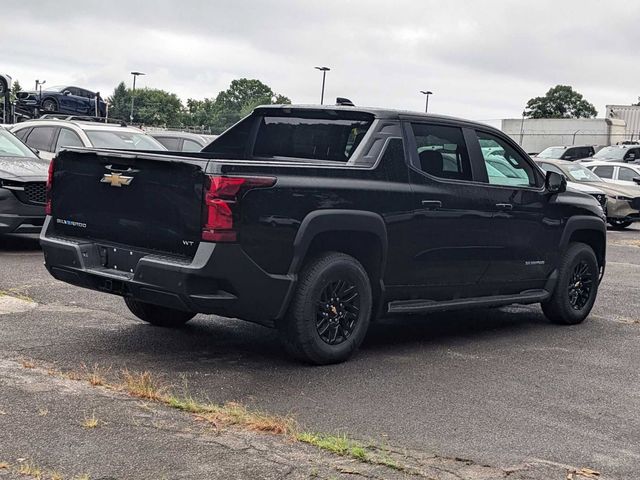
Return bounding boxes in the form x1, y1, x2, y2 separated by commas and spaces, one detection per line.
41, 98, 58, 112
278, 252, 372, 365
542, 242, 599, 325
124, 297, 195, 328
608, 219, 631, 230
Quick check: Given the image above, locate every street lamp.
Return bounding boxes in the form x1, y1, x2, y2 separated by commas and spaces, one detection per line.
315, 66, 330, 105
129, 71, 145, 123
420, 90, 433, 113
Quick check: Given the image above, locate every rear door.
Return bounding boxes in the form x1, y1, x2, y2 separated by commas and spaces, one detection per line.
401, 121, 495, 298
470, 129, 557, 292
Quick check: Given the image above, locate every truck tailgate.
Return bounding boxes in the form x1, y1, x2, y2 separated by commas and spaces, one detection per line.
50, 149, 206, 258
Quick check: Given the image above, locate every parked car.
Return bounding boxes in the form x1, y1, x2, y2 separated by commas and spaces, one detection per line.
0, 126, 48, 234
147, 131, 215, 151
583, 161, 640, 186
535, 145, 596, 161
11, 119, 166, 161
0, 74, 11, 95
587, 145, 640, 164
41, 104, 607, 364
536, 158, 640, 229
16, 85, 107, 117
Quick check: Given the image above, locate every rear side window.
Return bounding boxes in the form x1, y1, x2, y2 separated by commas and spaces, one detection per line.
25, 126, 56, 152
253, 116, 372, 162
477, 130, 539, 187
619, 167, 638, 182
13, 128, 30, 141
593, 165, 614, 179
411, 123, 472, 181
154, 137, 181, 150
183, 139, 202, 152
55, 128, 83, 152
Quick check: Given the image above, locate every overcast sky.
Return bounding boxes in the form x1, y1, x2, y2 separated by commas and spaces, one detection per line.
4, 0, 640, 121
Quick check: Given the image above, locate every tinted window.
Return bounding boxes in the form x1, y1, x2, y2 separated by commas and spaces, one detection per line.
154, 137, 181, 150
411, 123, 471, 180
25, 126, 56, 152
379, 138, 405, 166
619, 167, 638, 182
183, 139, 203, 152
477, 131, 539, 187
55, 128, 84, 152
624, 149, 640, 161
593, 165, 614, 179
254, 115, 372, 162
13, 128, 30, 141
202, 115, 253, 158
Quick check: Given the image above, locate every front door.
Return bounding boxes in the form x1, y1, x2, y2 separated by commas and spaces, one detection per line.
401, 121, 496, 300
473, 129, 560, 293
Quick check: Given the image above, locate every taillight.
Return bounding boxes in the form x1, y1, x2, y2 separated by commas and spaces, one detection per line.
202, 175, 276, 242
45, 159, 55, 215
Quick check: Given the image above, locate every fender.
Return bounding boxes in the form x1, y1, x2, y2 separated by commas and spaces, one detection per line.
558, 215, 607, 273
287, 209, 388, 276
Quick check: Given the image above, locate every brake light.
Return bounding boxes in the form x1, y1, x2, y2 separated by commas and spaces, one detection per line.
202, 175, 276, 242
45, 159, 55, 215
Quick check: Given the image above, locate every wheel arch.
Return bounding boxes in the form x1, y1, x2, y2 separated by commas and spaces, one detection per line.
284, 209, 388, 319
560, 216, 607, 270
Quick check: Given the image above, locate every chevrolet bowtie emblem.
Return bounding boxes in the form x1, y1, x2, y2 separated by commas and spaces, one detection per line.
101, 173, 133, 187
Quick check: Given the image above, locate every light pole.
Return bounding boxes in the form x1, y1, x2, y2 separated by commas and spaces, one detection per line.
420, 90, 433, 113
129, 71, 145, 123
315, 66, 330, 105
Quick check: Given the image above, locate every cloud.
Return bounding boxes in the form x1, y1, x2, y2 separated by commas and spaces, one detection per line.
3, 0, 640, 120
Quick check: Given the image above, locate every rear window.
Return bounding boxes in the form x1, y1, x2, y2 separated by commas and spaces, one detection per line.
253, 115, 373, 162
85, 130, 166, 151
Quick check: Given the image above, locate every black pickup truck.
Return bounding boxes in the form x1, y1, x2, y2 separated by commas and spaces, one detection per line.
40, 105, 607, 364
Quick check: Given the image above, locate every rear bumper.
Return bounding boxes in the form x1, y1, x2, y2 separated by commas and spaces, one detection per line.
39, 217, 295, 327
0, 188, 46, 234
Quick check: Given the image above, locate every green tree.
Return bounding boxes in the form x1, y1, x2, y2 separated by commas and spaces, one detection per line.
11, 80, 21, 93
524, 85, 597, 119
107, 82, 183, 126
107, 81, 130, 120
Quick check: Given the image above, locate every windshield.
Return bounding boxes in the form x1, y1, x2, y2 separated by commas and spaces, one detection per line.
84, 130, 167, 150
537, 147, 568, 159
565, 164, 602, 182
44, 85, 67, 92
0, 129, 38, 159
592, 146, 626, 160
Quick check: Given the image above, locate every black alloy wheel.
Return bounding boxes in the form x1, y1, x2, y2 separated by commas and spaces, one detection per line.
567, 260, 593, 311
316, 279, 360, 345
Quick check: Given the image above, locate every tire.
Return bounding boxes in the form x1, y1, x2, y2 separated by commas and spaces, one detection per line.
608, 219, 631, 230
41, 98, 58, 112
124, 297, 195, 328
278, 252, 373, 365
542, 242, 599, 325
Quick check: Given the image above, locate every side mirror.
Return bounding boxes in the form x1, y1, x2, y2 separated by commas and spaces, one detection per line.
545, 170, 567, 194
63, 90, 71, 96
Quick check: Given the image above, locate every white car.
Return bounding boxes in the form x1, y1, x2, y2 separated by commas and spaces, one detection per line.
10, 118, 166, 161
582, 161, 640, 187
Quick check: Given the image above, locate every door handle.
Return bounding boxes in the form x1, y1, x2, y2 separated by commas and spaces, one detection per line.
421, 200, 442, 209
495, 203, 513, 210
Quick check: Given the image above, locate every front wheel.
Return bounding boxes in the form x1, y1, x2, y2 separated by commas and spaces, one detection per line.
278, 252, 373, 365
542, 242, 599, 325
608, 219, 631, 230
124, 297, 195, 328
41, 98, 58, 112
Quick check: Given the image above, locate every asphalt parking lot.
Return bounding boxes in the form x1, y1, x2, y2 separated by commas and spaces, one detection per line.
1, 227, 639, 479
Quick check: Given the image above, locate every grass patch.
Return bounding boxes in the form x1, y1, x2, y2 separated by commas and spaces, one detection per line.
0, 289, 34, 303
83, 364, 110, 387
167, 395, 294, 434
21, 359, 36, 369
82, 412, 100, 429
120, 370, 166, 401
18, 460, 44, 479
297, 432, 369, 460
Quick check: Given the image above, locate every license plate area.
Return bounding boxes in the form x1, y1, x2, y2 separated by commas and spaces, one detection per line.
98, 245, 145, 274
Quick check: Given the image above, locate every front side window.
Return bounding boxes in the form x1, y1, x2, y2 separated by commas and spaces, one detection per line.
183, 139, 203, 152
411, 123, 472, 180
25, 126, 56, 152
55, 128, 84, 152
593, 165, 614, 179
253, 115, 372, 162
154, 137, 181, 150
477, 130, 539, 187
